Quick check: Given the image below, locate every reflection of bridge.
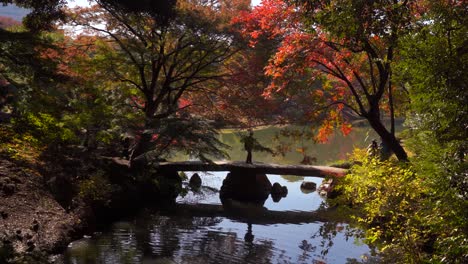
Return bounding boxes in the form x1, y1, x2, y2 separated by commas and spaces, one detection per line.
170, 202, 343, 225
154, 161, 347, 178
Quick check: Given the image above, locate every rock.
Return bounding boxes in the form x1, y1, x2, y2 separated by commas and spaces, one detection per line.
0, 211, 8, 219
220, 170, 272, 204
15, 230, 23, 241
300, 181, 317, 191
271, 182, 288, 197
2, 183, 16, 196
26, 240, 35, 251
317, 179, 337, 198
189, 173, 202, 189
271, 182, 288, 203
9, 176, 22, 184
31, 220, 39, 232
271, 194, 282, 203
271, 182, 282, 194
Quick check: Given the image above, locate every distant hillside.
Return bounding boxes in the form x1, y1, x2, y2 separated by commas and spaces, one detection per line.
0, 4, 30, 22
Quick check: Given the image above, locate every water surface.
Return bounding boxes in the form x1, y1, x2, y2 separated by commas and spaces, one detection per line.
61, 172, 373, 264
60, 126, 387, 263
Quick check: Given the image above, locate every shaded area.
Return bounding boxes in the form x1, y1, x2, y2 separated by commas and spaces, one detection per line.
220, 171, 272, 205
171, 202, 344, 225
153, 161, 347, 178
60, 172, 372, 264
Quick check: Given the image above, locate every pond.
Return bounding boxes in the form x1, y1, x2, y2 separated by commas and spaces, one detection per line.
60, 125, 388, 264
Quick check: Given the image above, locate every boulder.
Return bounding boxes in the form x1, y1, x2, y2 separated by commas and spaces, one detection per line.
189, 173, 202, 188
271, 182, 288, 197
220, 170, 271, 204
271, 182, 282, 194
271, 193, 283, 203
271, 182, 288, 203
318, 179, 337, 198
300, 181, 317, 191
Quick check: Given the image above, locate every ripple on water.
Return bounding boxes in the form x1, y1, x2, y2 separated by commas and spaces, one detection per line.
61, 173, 371, 264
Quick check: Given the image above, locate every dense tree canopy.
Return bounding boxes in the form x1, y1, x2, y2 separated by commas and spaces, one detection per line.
67, 0, 250, 162
235, 0, 424, 161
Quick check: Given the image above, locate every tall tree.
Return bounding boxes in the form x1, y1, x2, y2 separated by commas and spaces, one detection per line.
70, 0, 249, 163
0, 0, 65, 31
400, 0, 467, 147
236, 0, 419, 161
0, 0, 68, 119
401, 0, 467, 194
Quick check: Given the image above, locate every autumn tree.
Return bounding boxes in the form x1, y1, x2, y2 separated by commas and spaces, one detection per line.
236, 0, 419, 161
185, 33, 286, 127
0, 0, 68, 120
0, 0, 66, 31
69, 0, 249, 163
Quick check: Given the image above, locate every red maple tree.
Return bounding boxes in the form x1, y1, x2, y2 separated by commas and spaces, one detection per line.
234, 0, 424, 161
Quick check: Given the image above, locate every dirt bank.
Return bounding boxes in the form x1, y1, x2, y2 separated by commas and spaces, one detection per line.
0, 157, 89, 263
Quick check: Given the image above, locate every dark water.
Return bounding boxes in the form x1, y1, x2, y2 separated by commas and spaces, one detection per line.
60, 173, 372, 264
60, 126, 387, 264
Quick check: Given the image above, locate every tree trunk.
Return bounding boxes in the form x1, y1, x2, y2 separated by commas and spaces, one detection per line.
131, 132, 152, 161
388, 70, 395, 135
367, 116, 408, 162
130, 103, 156, 166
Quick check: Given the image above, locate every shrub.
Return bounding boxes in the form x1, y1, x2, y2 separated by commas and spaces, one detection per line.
78, 171, 117, 207
334, 149, 467, 263
12, 112, 77, 147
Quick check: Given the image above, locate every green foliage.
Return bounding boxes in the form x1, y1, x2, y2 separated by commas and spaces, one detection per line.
0, 239, 14, 264
12, 112, 76, 146
335, 149, 468, 263
404, 129, 468, 263
178, 171, 188, 181
397, 0, 467, 146
143, 115, 230, 162
78, 171, 118, 207
334, 2, 468, 262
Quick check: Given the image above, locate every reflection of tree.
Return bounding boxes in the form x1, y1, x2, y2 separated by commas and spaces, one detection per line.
280, 175, 305, 182
177, 227, 275, 264
244, 223, 254, 243
296, 221, 357, 263
177, 124, 399, 164
64, 221, 144, 264
298, 240, 316, 263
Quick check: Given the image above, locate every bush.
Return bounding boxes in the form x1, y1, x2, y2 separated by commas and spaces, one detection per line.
78, 171, 118, 207
334, 149, 468, 263
12, 112, 77, 147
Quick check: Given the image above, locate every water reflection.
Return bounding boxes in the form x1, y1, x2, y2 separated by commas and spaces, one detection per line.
61, 125, 389, 263
61, 173, 372, 264
63, 216, 367, 264
211, 126, 385, 165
